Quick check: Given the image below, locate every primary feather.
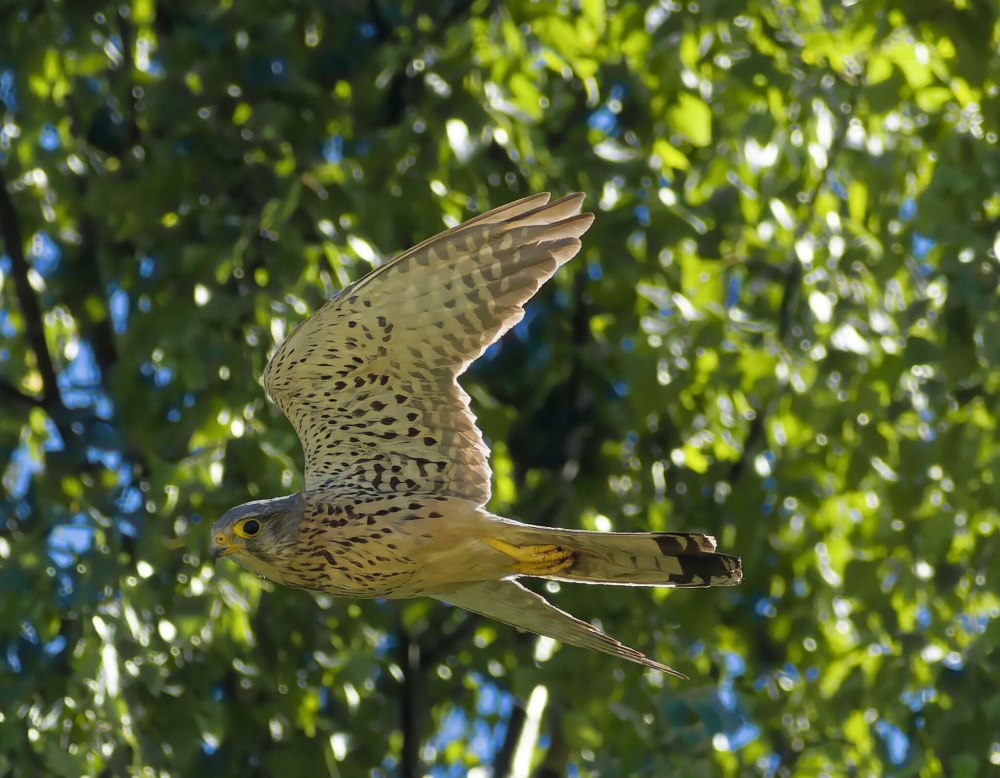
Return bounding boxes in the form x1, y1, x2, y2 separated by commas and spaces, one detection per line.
437, 580, 689, 677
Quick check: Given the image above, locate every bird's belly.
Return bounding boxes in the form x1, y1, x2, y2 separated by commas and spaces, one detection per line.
286, 497, 492, 598
274, 534, 417, 598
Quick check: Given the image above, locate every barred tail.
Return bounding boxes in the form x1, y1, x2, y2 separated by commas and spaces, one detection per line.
502, 522, 742, 588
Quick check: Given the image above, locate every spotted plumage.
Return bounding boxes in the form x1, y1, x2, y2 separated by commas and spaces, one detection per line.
211, 193, 741, 677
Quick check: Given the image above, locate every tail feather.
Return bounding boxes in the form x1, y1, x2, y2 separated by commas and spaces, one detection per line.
435, 580, 687, 677
503, 523, 742, 588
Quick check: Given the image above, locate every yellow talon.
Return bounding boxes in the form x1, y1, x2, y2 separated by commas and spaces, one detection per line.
484, 537, 575, 576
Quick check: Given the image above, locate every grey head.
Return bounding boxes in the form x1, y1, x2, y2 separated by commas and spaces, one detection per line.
210, 493, 304, 581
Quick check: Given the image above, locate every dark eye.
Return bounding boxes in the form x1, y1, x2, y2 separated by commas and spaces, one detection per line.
235, 518, 261, 538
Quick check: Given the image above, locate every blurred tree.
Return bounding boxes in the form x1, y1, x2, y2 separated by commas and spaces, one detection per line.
1, 1, 998, 776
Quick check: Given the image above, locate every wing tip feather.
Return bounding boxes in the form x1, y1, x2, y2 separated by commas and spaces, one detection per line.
437, 580, 689, 679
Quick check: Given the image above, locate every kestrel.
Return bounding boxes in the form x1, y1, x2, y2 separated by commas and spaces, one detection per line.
211, 193, 741, 677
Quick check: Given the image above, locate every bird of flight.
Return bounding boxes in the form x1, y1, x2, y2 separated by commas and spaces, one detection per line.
211, 193, 741, 677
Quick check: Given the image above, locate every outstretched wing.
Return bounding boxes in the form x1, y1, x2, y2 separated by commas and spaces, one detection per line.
435, 580, 686, 678
264, 193, 594, 505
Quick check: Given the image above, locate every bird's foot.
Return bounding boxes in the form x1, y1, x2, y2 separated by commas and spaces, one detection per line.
484, 537, 575, 576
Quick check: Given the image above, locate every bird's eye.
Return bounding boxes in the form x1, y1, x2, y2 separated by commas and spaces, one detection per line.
235, 518, 262, 538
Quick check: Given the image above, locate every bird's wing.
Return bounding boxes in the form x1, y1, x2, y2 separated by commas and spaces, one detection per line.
435, 580, 686, 678
264, 193, 594, 504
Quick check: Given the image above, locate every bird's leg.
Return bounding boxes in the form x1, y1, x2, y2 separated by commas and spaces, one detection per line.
484, 537, 575, 576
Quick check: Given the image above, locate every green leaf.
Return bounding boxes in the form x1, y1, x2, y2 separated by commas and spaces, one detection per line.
666, 93, 713, 147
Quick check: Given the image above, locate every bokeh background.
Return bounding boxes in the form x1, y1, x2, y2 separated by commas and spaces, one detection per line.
1, 1, 998, 776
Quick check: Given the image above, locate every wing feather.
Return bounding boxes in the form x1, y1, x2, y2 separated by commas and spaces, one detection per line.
436, 581, 685, 677
264, 193, 594, 503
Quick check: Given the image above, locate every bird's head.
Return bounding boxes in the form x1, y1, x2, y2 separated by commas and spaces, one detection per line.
210, 494, 304, 579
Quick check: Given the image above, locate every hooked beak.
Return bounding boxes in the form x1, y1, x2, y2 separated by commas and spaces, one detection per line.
211, 535, 235, 561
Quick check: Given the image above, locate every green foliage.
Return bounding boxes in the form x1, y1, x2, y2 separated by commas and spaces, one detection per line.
1, 1, 997, 776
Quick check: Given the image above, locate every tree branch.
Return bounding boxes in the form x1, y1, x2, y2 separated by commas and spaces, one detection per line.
115, 7, 142, 147
0, 167, 63, 412
397, 621, 423, 778
72, 192, 119, 372
0, 378, 43, 407
533, 704, 568, 778
492, 699, 527, 777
